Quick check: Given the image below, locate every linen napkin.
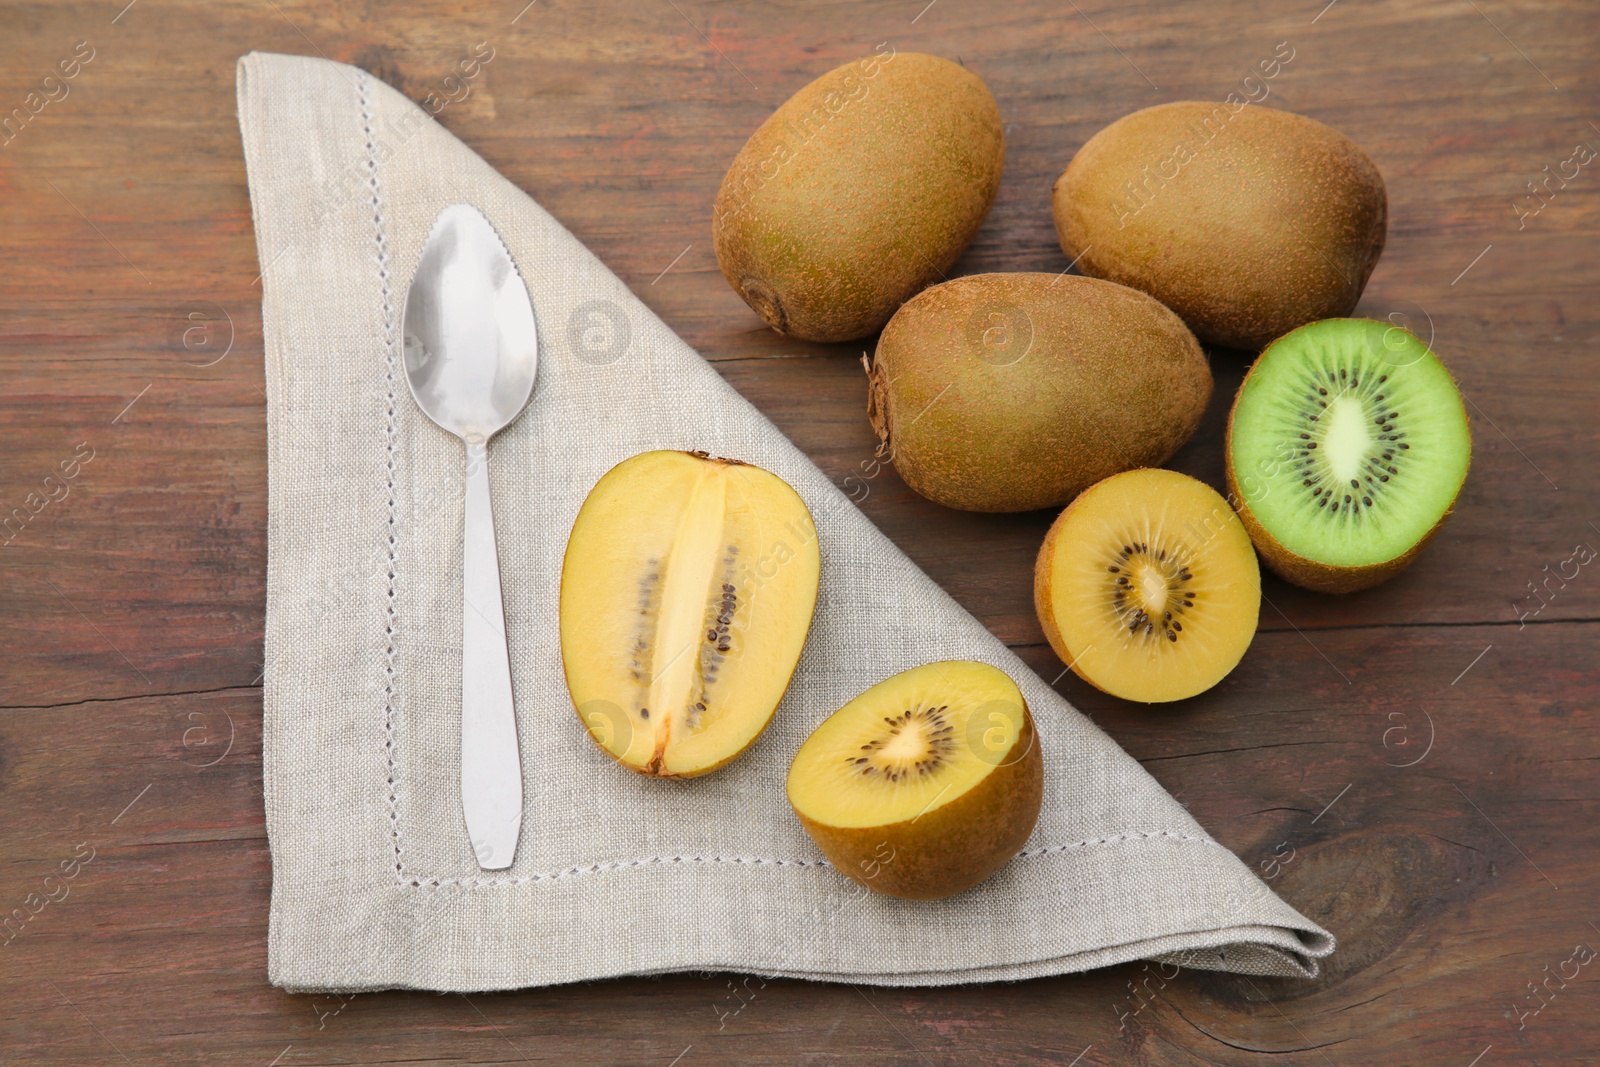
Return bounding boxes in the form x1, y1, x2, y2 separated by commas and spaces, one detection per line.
237, 50, 1334, 992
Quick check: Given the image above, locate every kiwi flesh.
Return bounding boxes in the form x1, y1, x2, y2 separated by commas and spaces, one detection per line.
560, 451, 820, 777
1035, 468, 1261, 703
786, 661, 1043, 900
1226, 318, 1471, 593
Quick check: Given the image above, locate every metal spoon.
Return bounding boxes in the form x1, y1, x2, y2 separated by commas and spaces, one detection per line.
401, 204, 538, 871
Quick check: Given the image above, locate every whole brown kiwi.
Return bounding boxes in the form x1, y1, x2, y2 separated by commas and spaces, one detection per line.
712, 49, 1003, 343
1052, 101, 1387, 352
867, 272, 1212, 513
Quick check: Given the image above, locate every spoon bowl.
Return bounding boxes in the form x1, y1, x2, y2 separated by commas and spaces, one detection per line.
403, 205, 538, 441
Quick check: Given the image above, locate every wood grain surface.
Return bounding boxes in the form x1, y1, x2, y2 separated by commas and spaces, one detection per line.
2, 1, 1596, 1063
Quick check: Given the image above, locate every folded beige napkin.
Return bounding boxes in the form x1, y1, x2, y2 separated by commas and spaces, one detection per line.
237, 50, 1334, 992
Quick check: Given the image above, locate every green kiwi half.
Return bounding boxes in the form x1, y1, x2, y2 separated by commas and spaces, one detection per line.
1226, 318, 1471, 593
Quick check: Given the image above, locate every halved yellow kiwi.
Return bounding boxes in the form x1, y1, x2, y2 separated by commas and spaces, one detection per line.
787, 661, 1044, 900
560, 450, 820, 777
1034, 469, 1260, 703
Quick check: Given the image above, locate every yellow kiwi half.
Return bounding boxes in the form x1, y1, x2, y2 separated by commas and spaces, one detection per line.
1034, 469, 1260, 703
561, 451, 820, 777
787, 661, 1044, 900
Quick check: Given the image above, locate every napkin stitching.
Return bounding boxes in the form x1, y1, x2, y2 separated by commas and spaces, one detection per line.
357, 69, 408, 886
394, 829, 1220, 889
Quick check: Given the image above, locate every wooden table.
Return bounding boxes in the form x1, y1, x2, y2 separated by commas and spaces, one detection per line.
2, 1, 1595, 1062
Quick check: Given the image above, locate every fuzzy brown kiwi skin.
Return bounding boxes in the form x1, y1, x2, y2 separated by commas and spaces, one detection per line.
712, 52, 1004, 344
869, 273, 1211, 513
794, 703, 1043, 900
1053, 102, 1387, 352
1222, 323, 1471, 594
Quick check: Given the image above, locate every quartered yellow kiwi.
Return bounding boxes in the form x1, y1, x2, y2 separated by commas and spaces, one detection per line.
560, 450, 820, 777
1034, 469, 1260, 703
787, 661, 1043, 900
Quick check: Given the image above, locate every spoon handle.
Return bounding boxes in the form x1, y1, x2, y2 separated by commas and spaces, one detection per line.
460, 439, 523, 870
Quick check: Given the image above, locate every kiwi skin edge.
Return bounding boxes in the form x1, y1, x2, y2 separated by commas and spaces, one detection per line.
1223, 320, 1472, 595
794, 704, 1044, 901
1033, 496, 1106, 697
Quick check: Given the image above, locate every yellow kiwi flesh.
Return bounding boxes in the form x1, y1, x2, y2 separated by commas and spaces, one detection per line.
1052, 102, 1387, 351
1034, 469, 1260, 703
787, 661, 1043, 900
561, 451, 820, 777
713, 50, 1004, 343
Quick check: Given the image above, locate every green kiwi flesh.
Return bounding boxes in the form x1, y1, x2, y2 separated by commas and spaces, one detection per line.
1227, 318, 1470, 592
